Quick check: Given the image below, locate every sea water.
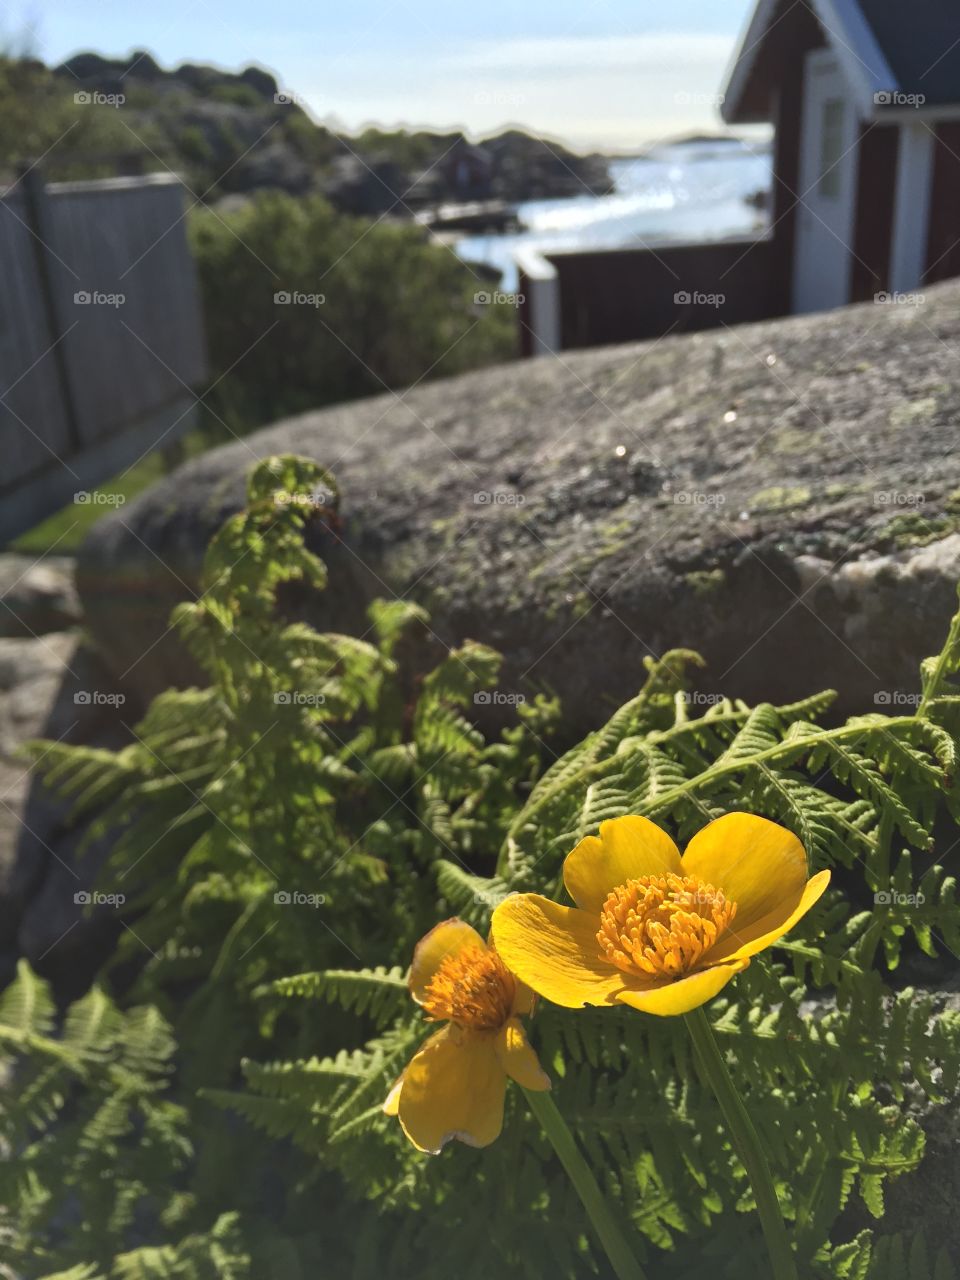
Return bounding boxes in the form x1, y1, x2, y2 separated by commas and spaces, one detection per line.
455, 137, 773, 291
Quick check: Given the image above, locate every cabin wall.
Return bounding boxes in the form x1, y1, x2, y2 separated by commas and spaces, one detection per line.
850, 124, 900, 301
768, 60, 805, 314
517, 238, 776, 352
925, 123, 960, 285
736, 0, 825, 314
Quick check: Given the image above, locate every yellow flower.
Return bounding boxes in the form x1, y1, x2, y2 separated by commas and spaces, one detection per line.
492, 812, 831, 1017
384, 918, 550, 1153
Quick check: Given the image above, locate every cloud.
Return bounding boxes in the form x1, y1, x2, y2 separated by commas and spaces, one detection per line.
444, 33, 734, 75
286, 31, 739, 149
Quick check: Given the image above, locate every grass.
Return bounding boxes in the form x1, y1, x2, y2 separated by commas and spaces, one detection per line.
9, 432, 213, 557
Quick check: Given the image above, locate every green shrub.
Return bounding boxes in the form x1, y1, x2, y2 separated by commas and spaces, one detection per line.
190, 194, 515, 433
16, 455, 960, 1279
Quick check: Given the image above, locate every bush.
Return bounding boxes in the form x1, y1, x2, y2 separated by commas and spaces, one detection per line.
14, 455, 960, 1279
190, 194, 516, 433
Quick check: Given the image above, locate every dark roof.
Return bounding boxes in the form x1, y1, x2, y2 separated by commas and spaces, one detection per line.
722, 0, 960, 122
857, 0, 960, 105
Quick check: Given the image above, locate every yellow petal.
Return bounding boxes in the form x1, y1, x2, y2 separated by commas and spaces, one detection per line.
409, 918, 486, 1004
396, 1025, 506, 1154
705, 868, 831, 964
614, 958, 748, 1016
382, 1027, 448, 1116
681, 813, 809, 930
382, 1076, 403, 1116
492, 894, 624, 1008
563, 815, 683, 912
495, 1018, 550, 1091
510, 978, 537, 1017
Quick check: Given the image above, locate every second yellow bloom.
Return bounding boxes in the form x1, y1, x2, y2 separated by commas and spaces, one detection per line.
492, 812, 830, 1016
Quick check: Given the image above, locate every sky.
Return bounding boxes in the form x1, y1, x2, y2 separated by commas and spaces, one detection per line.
8, 1, 756, 150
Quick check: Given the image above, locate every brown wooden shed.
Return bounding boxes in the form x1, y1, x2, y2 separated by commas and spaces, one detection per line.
721, 0, 960, 312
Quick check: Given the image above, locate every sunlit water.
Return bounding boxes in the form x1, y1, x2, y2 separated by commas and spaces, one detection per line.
456, 138, 773, 290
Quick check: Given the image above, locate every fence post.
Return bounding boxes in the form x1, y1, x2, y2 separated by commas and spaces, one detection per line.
18, 164, 82, 452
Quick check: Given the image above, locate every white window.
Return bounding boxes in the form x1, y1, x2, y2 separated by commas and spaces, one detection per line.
818, 99, 845, 197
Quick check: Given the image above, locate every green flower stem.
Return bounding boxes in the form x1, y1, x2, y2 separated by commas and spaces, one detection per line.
523, 1086, 648, 1280
684, 1007, 798, 1280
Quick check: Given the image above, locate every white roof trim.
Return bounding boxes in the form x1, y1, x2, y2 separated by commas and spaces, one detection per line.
819, 0, 900, 115
721, 0, 900, 123
721, 0, 782, 125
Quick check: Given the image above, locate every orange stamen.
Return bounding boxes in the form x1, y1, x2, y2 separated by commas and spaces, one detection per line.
597, 873, 737, 979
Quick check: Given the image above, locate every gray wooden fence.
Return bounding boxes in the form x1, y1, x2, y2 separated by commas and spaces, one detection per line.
0, 171, 207, 542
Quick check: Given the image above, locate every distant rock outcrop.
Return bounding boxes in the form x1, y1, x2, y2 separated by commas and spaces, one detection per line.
77, 280, 960, 733
49, 53, 611, 209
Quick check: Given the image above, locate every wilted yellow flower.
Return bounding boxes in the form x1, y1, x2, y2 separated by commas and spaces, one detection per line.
492, 813, 830, 1016
384, 918, 550, 1153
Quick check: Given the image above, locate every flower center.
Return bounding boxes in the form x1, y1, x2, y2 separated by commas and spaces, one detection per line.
421, 945, 515, 1030
597, 873, 737, 980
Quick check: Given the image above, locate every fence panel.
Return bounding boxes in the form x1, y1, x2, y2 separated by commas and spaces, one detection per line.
0, 172, 207, 541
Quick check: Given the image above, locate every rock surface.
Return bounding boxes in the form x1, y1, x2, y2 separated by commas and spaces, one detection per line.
0, 555, 81, 638
46, 53, 611, 208
78, 281, 960, 733
0, 625, 128, 994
